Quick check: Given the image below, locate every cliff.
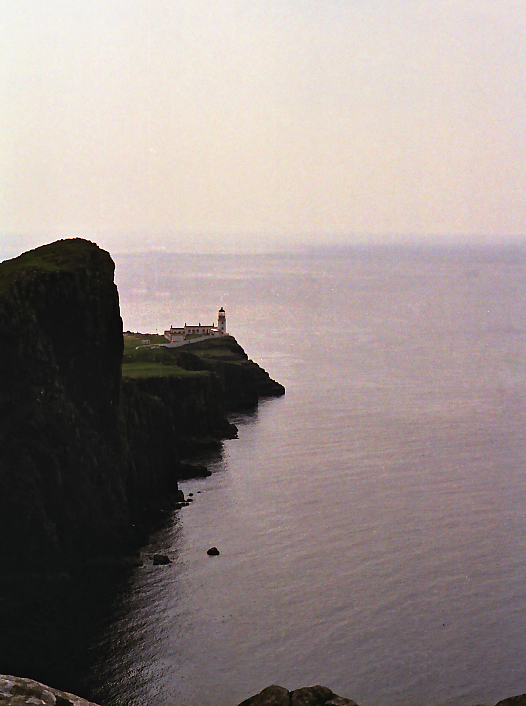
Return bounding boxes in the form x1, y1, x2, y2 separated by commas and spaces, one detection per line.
0, 239, 284, 574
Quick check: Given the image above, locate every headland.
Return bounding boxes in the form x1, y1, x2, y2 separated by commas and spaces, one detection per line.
0, 238, 284, 576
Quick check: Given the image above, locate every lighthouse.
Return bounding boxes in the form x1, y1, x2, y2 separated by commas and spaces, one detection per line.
218, 307, 227, 335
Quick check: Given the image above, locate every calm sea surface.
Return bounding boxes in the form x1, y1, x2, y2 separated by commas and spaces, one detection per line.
41, 247, 526, 706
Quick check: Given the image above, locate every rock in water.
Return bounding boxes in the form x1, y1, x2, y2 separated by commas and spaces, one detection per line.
496, 698, 526, 706
291, 686, 336, 706
237, 685, 358, 706
238, 685, 291, 706
207, 546, 220, 555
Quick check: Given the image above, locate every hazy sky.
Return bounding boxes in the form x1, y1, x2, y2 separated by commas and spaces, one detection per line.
1, 0, 525, 256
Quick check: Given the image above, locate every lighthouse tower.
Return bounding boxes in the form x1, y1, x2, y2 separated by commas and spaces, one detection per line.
218, 307, 227, 335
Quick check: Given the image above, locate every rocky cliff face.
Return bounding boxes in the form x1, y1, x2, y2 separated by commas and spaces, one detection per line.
195, 336, 286, 409
0, 239, 283, 574
0, 240, 128, 571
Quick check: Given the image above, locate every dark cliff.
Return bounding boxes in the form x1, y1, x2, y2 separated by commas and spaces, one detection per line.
0, 239, 284, 573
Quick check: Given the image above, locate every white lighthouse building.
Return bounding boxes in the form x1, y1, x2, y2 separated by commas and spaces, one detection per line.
163, 307, 228, 345
218, 307, 227, 335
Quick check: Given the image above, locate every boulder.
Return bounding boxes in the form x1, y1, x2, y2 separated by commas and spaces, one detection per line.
207, 546, 220, 555
237, 685, 356, 706
496, 697, 526, 706
238, 684, 290, 706
291, 686, 335, 706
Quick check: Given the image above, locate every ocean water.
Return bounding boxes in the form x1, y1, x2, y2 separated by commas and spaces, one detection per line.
14, 245, 526, 706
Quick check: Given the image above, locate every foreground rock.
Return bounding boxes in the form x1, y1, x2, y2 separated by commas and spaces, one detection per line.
496, 698, 526, 706
0, 676, 98, 706
238, 685, 357, 706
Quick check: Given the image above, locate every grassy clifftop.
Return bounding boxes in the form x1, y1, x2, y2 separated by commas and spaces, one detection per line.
0, 238, 111, 295
122, 333, 252, 377
122, 334, 285, 408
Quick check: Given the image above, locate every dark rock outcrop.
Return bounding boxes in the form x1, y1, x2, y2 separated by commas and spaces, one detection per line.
239, 685, 290, 706
496, 698, 526, 706
291, 686, 341, 706
178, 462, 211, 479
238, 685, 358, 706
125, 372, 238, 454
0, 239, 284, 574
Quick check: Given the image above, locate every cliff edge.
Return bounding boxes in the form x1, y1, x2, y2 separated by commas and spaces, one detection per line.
0, 239, 284, 574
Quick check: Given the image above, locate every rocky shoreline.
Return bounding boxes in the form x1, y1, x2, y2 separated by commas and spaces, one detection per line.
2, 676, 525, 706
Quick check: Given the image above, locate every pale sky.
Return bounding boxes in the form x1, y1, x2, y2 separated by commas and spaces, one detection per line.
1, 0, 525, 256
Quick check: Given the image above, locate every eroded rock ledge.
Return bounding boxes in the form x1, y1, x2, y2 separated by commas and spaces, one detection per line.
0, 676, 97, 706
2, 677, 526, 706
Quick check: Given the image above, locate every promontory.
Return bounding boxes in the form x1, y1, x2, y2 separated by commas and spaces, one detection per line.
0, 238, 284, 574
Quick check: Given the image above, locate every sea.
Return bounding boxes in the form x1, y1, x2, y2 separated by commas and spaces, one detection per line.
5, 244, 526, 706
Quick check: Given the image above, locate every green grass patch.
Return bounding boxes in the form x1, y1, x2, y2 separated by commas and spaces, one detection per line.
189, 337, 247, 363
121, 333, 247, 378
0, 239, 102, 296
123, 333, 167, 351
121, 362, 209, 379
123, 347, 173, 364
